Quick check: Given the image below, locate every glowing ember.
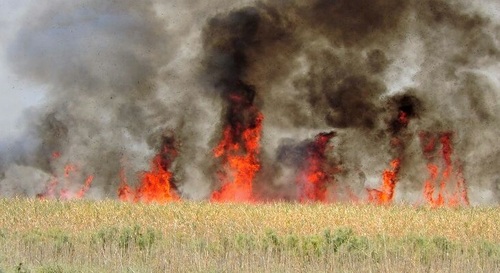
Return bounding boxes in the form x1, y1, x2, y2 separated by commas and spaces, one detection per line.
52, 152, 61, 159
211, 112, 263, 202
398, 111, 409, 127
297, 131, 336, 202
420, 132, 469, 207
118, 136, 180, 203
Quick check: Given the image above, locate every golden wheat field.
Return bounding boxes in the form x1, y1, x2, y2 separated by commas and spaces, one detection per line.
0, 199, 499, 272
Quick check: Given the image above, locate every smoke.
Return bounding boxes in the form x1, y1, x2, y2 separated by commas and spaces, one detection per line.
201, 0, 500, 204
1, 0, 499, 204
1, 0, 216, 198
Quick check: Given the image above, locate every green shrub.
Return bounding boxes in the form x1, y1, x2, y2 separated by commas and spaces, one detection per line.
285, 234, 300, 252
235, 234, 255, 251
432, 236, 454, 253
91, 227, 118, 251
331, 228, 354, 253
263, 229, 282, 252
36, 264, 64, 273
136, 228, 159, 251
301, 235, 324, 256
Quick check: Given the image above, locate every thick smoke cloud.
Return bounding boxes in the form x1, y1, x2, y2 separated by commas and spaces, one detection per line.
1, 0, 211, 198
201, 0, 500, 203
1, 0, 499, 204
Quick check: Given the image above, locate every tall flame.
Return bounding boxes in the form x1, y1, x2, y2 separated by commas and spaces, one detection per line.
211, 112, 263, 202
367, 159, 401, 204
297, 131, 336, 202
366, 110, 408, 204
420, 132, 469, 207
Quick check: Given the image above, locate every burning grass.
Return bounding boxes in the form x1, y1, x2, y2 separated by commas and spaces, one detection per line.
0, 199, 499, 272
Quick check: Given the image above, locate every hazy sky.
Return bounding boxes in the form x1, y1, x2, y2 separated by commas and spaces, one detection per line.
0, 1, 46, 141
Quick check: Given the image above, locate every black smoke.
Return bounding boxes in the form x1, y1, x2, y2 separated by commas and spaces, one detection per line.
1, 0, 499, 204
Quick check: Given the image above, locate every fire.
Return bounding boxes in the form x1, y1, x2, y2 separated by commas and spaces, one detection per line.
367, 159, 401, 204
59, 174, 94, 200
211, 112, 263, 202
52, 152, 61, 159
74, 175, 94, 198
39, 104, 470, 208
37, 154, 94, 200
118, 168, 133, 201
38, 178, 58, 199
366, 108, 409, 204
297, 131, 336, 202
118, 136, 180, 203
420, 132, 469, 207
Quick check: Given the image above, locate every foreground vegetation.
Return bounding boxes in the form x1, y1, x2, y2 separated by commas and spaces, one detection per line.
0, 199, 498, 272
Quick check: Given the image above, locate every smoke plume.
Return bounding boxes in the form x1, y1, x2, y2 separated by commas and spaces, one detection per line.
1, 0, 499, 204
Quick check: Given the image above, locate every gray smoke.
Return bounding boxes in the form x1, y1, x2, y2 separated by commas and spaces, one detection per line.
201, 0, 500, 204
1, 0, 232, 199
1, 0, 499, 204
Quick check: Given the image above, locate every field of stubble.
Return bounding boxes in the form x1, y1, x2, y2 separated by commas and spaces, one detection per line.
0, 198, 498, 273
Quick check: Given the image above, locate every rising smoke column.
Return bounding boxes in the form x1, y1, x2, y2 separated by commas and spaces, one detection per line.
1, 0, 499, 204
202, 8, 273, 202
367, 94, 421, 204
200, 0, 412, 201
273, 131, 340, 202
296, 132, 336, 202
1, 0, 187, 198
410, 1, 500, 204
199, 0, 499, 204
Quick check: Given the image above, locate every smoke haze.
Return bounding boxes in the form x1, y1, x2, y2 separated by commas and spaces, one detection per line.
1, 0, 499, 204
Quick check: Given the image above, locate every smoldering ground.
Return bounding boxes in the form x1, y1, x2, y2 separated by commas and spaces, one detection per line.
1, 0, 499, 204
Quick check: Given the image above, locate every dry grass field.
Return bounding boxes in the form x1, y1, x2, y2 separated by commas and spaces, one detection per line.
0, 198, 498, 272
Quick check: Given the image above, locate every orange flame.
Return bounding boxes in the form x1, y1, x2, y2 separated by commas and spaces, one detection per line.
297, 132, 336, 202
420, 132, 469, 207
38, 154, 94, 200
118, 142, 180, 203
74, 175, 94, 198
453, 165, 470, 206
366, 108, 408, 205
211, 112, 263, 202
118, 168, 133, 201
367, 159, 401, 204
